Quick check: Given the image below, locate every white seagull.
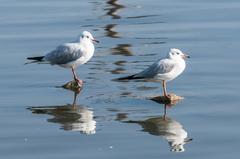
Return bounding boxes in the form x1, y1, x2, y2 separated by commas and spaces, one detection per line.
118, 48, 190, 98
27, 31, 99, 86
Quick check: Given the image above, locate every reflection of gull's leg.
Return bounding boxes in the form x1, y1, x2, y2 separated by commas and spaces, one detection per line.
72, 92, 78, 109
71, 67, 83, 85
163, 104, 167, 120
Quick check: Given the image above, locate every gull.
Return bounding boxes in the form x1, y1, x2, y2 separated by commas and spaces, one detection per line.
26, 31, 99, 86
118, 48, 190, 98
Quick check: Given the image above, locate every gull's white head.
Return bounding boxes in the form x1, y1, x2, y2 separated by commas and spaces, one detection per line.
168, 48, 190, 60
80, 31, 99, 43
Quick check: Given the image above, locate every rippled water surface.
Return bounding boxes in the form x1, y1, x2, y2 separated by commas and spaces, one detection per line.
1, 0, 240, 158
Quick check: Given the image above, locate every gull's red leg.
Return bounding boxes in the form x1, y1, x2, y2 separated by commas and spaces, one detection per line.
162, 80, 170, 99
71, 67, 83, 86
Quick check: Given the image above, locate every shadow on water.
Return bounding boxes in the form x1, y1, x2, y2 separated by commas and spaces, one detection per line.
102, 0, 134, 75
103, 0, 133, 56
115, 103, 193, 152
105, 0, 125, 19
111, 44, 133, 56
103, 0, 124, 38
27, 92, 96, 135
104, 24, 120, 38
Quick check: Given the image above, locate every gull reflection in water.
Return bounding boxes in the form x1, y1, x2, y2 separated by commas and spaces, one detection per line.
27, 92, 96, 135
124, 105, 192, 152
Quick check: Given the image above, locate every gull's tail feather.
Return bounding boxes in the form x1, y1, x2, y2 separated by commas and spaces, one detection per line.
25, 56, 45, 65
116, 74, 143, 81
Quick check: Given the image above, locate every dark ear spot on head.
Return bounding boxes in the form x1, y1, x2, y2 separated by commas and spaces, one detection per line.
82, 35, 84, 38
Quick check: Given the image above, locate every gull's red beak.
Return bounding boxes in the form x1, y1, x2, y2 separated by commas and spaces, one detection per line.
92, 38, 99, 43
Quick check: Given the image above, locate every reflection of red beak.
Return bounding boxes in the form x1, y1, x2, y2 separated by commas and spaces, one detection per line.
92, 39, 99, 43
182, 53, 190, 60
184, 138, 193, 143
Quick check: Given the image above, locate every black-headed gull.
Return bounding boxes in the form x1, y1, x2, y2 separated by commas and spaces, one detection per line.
118, 48, 190, 98
27, 31, 99, 86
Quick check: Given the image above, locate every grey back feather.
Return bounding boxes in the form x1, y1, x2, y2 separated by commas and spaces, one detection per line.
44, 43, 83, 65
135, 59, 175, 78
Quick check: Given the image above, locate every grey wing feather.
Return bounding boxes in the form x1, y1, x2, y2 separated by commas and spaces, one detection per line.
135, 59, 175, 78
44, 43, 83, 64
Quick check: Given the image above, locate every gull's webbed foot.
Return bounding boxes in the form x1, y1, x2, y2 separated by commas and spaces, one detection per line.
74, 78, 83, 86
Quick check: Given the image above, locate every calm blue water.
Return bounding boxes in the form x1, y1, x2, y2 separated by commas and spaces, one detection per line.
1, 0, 240, 158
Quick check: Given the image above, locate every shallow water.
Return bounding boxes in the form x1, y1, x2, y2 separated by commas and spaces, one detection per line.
1, 0, 240, 158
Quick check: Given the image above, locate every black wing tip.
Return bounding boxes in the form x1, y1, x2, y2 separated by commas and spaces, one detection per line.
27, 56, 44, 61
114, 74, 143, 81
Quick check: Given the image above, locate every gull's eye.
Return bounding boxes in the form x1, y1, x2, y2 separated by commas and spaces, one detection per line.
177, 52, 180, 55
86, 36, 89, 38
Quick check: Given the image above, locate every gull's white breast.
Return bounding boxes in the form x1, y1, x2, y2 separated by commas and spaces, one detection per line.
157, 59, 186, 81
60, 42, 95, 69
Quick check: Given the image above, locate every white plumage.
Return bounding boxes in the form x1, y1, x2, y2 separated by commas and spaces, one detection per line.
27, 31, 99, 86
118, 48, 190, 97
